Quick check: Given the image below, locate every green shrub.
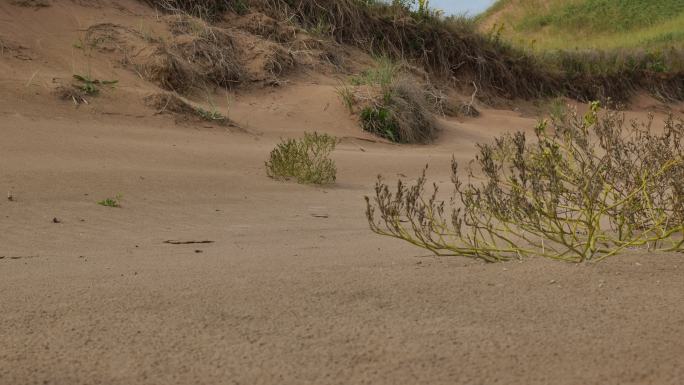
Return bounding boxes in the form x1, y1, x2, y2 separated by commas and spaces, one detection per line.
341, 56, 437, 144
359, 79, 437, 144
266, 132, 337, 184
98, 194, 123, 208
366, 104, 684, 263
360, 106, 399, 142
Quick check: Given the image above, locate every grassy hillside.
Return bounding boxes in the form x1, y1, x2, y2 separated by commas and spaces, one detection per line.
140, 0, 683, 102
480, 0, 684, 50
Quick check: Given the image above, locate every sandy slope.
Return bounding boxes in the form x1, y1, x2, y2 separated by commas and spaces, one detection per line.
1, 2, 684, 385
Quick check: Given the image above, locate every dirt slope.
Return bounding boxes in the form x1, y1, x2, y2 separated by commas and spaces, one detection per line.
1, 1, 683, 385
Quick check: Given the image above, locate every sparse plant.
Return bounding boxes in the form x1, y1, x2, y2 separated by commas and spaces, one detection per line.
266, 132, 337, 184
72, 74, 118, 96
98, 194, 123, 208
548, 97, 568, 121
195, 106, 227, 123
366, 104, 684, 263
336, 83, 356, 112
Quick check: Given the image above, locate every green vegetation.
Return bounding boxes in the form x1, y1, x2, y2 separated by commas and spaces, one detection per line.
366, 104, 684, 263
350, 56, 400, 87
194, 106, 228, 123
98, 194, 123, 208
339, 57, 438, 143
72, 74, 118, 96
480, 0, 684, 50
266, 133, 337, 184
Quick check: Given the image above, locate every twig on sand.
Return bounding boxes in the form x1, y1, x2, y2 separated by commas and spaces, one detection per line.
163, 240, 215, 245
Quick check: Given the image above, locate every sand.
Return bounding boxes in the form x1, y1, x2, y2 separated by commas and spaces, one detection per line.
1, 1, 683, 384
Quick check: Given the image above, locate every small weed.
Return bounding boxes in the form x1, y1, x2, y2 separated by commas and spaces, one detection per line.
98, 194, 123, 208
548, 97, 568, 122
73, 74, 118, 96
336, 84, 356, 112
266, 132, 337, 185
195, 106, 227, 123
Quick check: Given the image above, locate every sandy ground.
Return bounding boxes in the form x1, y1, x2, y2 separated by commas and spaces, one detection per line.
1, 2, 684, 385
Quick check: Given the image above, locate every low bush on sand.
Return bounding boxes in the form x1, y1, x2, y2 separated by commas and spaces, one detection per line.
266, 132, 337, 184
366, 103, 684, 263
339, 58, 437, 144
359, 79, 437, 144
98, 194, 123, 208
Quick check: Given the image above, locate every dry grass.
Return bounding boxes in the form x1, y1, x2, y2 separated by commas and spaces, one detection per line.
144, 92, 232, 125
340, 57, 438, 144
10, 0, 50, 7
135, 0, 684, 102
146, 15, 244, 93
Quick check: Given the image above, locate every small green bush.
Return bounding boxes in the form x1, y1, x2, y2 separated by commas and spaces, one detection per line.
73, 74, 118, 96
266, 132, 337, 184
340, 56, 437, 144
195, 106, 228, 123
360, 106, 400, 142
98, 194, 123, 208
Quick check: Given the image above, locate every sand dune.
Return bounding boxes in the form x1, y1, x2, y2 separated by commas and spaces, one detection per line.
1, 1, 683, 384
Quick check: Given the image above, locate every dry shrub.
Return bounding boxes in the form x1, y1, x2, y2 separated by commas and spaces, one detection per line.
360, 78, 437, 144
227, 12, 297, 42
139, 0, 235, 21
84, 19, 246, 94
55, 86, 89, 105
234, 30, 295, 83
149, 16, 244, 93
339, 57, 437, 143
366, 104, 684, 263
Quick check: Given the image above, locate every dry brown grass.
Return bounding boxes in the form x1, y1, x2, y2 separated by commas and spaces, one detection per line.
136, 0, 684, 103
10, 0, 50, 7
148, 15, 244, 93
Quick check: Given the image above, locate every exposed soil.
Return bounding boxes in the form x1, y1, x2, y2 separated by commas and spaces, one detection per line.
0, 1, 682, 385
